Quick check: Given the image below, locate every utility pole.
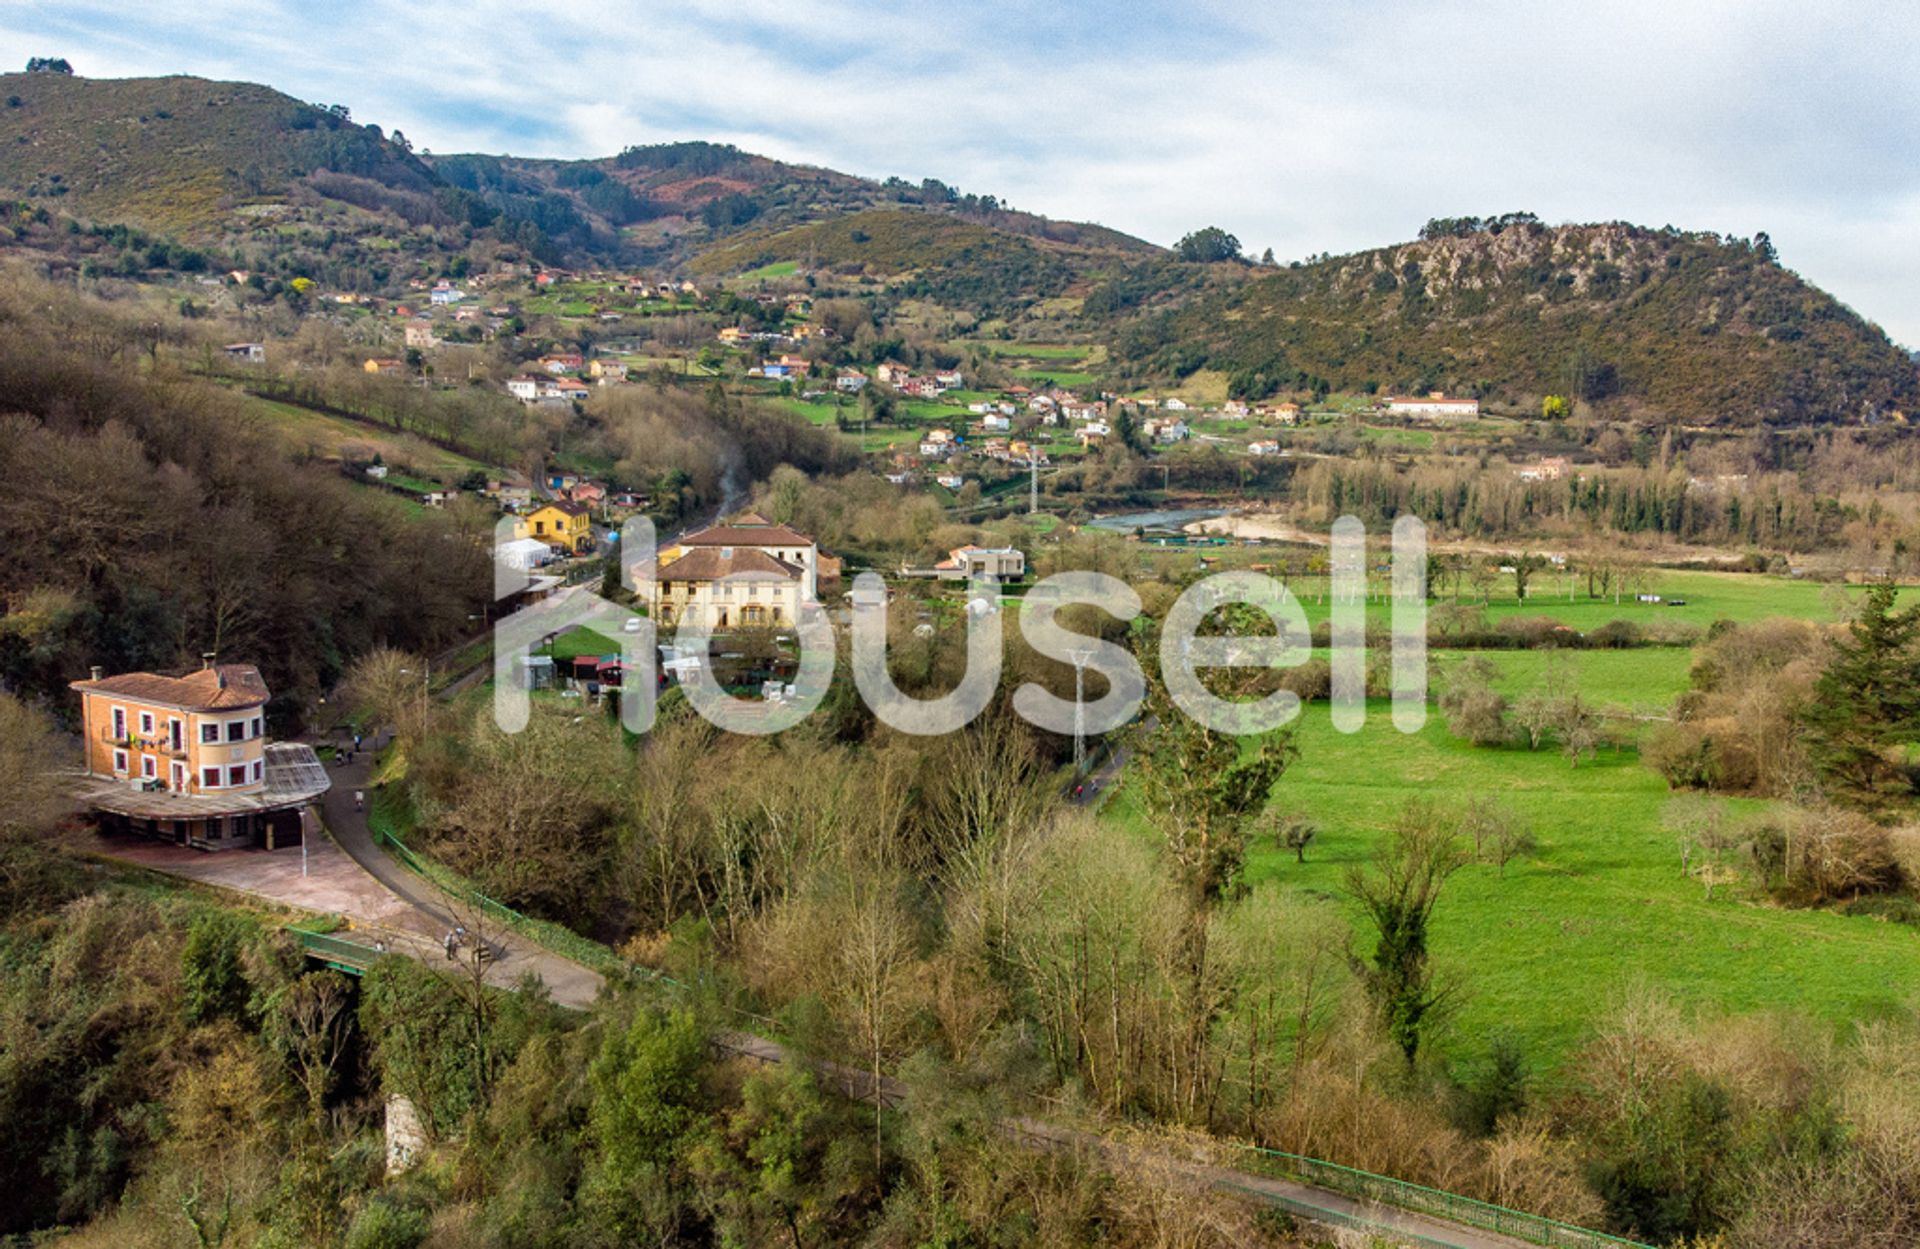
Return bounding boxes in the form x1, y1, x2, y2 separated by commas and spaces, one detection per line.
1068, 648, 1093, 777
1029, 449, 1040, 514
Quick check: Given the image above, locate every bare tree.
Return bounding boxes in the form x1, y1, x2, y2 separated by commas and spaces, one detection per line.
826, 876, 918, 1167
269, 969, 356, 1128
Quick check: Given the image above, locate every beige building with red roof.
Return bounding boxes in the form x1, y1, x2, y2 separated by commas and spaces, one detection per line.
631, 514, 820, 628
69, 660, 329, 850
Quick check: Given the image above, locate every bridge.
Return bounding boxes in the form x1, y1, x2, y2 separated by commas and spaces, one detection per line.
289, 927, 383, 975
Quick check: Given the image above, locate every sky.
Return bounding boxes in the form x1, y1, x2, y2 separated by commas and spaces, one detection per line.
3, 0, 1918, 344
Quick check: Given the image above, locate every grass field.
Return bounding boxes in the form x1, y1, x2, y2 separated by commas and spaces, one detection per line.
1460, 647, 1692, 714
236, 391, 492, 479
1012, 367, 1096, 387
1167, 565, 1904, 634
543, 626, 625, 662
1102, 702, 1920, 1074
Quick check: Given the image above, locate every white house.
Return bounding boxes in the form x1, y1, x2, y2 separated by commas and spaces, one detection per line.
934, 545, 1025, 581
1384, 393, 1481, 418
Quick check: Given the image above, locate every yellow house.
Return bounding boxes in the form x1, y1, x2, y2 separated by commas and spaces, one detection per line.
526, 500, 595, 554
364, 357, 405, 375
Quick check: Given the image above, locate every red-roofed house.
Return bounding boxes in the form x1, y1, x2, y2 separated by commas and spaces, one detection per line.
68, 660, 330, 850
630, 514, 822, 627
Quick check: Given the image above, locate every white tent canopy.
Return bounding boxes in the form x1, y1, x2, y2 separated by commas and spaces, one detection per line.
496, 537, 556, 570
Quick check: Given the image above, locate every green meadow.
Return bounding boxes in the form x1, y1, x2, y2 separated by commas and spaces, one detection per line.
1167, 566, 1908, 634
1102, 701, 1920, 1075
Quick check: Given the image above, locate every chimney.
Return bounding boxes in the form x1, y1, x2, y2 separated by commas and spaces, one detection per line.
89, 665, 103, 682
201, 652, 217, 670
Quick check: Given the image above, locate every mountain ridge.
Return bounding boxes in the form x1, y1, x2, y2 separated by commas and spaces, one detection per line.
2, 70, 1914, 425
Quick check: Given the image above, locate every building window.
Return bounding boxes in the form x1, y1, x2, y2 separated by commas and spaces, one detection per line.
169, 718, 184, 751
112, 707, 126, 740
112, 749, 128, 774
201, 723, 219, 744
202, 767, 220, 789
138, 711, 155, 736
252, 760, 264, 783
250, 716, 263, 738
142, 755, 157, 780
226, 720, 245, 743
228, 765, 247, 787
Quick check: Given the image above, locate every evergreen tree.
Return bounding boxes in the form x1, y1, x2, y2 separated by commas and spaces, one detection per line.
1802, 582, 1920, 803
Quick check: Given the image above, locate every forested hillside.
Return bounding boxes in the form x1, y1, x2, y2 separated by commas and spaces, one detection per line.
0, 72, 434, 233
0, 275, 488, 719
1106, 219, 1920, 425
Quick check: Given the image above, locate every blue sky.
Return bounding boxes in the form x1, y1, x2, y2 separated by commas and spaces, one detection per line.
3, 0, 1917, 344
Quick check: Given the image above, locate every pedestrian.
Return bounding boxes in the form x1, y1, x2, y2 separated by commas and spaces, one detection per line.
443, 931, 456, 960
354, 790, 364, 812
354, 732, 363, 752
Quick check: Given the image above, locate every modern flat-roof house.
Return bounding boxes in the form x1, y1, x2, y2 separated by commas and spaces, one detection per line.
69, 661, 329, 850
935, 545, 1026, 581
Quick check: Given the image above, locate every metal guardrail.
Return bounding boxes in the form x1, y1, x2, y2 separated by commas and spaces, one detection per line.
1233, 1146, 1653, 1249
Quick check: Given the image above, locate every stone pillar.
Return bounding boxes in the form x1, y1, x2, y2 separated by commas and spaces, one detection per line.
384, 1094, 428, 1177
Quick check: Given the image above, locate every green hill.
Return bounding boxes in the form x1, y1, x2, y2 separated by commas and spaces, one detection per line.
1106, 219, 1920, 425
0, 72, 434, 235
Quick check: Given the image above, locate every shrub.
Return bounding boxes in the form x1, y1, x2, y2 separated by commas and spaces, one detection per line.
1444, 687, 1511, 746
1498, 615, 1579, 648
344, 1199, 429, 1249
1644, 723, 1718, 789
1586, 619, 1642, 648
1276, 657, 1331, 700
1781, 807, 1900, 903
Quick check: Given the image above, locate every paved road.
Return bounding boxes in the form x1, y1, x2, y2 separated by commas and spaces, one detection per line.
316, 748, 603, 1007
79, 747, 603, 1009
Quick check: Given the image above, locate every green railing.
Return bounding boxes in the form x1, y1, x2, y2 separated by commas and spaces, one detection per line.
1233, 1145, 1653, 1249
372, 820, 631, 980
289, 927, 383, 974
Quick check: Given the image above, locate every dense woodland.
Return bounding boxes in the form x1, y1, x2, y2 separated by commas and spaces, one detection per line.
0, 278, 488, 721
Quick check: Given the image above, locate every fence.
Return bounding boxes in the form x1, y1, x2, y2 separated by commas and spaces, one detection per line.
371, 817, 629, 979
1232, 1145, 1653, 1249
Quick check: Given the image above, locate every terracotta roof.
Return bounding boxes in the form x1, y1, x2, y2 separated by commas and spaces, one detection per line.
533, 499, 591, 518
678, 519, 813, 548
639, 547, 803, 582
72, 664, 271, 711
